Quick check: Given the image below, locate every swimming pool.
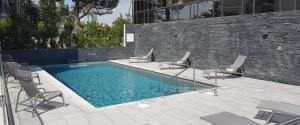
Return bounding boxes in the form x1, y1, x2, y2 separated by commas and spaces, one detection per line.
44, 63, 210, 108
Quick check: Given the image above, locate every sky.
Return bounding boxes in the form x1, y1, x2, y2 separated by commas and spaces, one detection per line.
34, 0, 131, 25
94, 0, 131, 25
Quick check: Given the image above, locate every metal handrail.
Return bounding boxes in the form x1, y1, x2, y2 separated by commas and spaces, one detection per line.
0, 48, 15, 125
174, 67, 189, 78
173, 65, 197, 91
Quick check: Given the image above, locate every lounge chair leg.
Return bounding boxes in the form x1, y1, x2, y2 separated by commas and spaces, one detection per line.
30, 100, 36, 117
241, 67, 244, 77
15, 89, 23, 112
6, 73, 9, 83
37, 75, 41, 85
31, 98, 39, 117
61, 94, 66, 106
265, 112, 274, 125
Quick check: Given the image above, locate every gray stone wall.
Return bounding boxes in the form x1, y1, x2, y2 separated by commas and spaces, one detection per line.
1, 48, 134, 65
127, 10, 300, 85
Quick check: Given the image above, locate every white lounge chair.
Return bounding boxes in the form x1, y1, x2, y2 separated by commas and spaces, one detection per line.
218, 55, 247, 79
159, 51, 191, 69
16, 70, 65, 116
129, 48, 153, 63
4, 61, 40, 84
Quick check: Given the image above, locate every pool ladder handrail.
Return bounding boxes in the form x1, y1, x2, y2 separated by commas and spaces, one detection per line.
173, 65, 197, 91
174, 65, 218, 96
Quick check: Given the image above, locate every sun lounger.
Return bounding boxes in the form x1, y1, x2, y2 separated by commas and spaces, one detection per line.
159, 51, 191, 69
201, 111, 300, 125
16, 70, 65, 116
218, 55, 247, 79
129, 48, 154, 63
3, 61, 40, 84
257, 100, 300, 124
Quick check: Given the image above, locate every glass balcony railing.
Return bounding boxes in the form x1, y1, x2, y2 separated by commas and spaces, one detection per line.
133, 0, 300, 24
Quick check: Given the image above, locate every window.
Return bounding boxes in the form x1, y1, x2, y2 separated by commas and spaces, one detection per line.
140, 0, 145, 11
165, 0, 189, 6
164, 8, 172, 21
223, 0, 242, 16
132, 0, 299, 24
190, 3, 198, 19
151, 9, 166, 22
134, 12, 145, 24
297, 0, 300, 10
178, 4, 192, 20
134, 0, 143, 12
144, 11, 150, 23
148, 10, 156, 23
255, 0, 280, 13
159, 6, 177, 21
144, 0, 150, 10
133, 1, 138, 12
281, 0, 295, 11
243, 0, 254, 14
169, 7, 179, 21
192, 0, 213, 18
213, 0, 222, 17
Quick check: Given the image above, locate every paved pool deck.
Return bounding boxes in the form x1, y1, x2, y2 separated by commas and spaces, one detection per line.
6, 59, 300, 125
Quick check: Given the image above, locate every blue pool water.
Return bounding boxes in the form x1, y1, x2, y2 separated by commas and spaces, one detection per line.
44, 63, 210, 108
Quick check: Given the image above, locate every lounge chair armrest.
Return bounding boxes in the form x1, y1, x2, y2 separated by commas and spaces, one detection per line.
219, 65, 230, 68
130, 57, 139, 59
37, 88, 46, 92
19, 63, 30, 71
31, 72, 39, 77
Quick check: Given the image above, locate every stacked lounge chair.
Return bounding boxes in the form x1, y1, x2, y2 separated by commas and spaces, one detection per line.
256, 100, 300, 124
15, 70, 65, 116
201, 100, 300, 125
3, 61, 40, 84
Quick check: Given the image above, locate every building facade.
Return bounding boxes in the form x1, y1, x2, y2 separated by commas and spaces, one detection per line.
133, 0, 300, 24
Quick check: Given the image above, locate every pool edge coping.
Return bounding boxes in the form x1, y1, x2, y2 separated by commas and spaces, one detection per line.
40, 61, 213, 111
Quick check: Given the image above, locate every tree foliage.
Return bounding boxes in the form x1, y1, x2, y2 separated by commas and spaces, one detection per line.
37, 0, 59, 48
0, 0, 130, 50
74, 14, 131, 48
72, 0, 119, 32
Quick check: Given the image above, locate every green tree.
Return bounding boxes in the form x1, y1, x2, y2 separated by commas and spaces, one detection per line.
74, 15, 111, 47
1, 0, 39, 50
110, 14, 131, 47
37, 0, 59, 48
57, 0, 74, 48
73, 14, 131, 48
72, 0, 119, 32
0, 19, 13, 48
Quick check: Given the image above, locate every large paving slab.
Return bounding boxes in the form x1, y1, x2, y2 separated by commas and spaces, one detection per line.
5, 60, 300, 125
